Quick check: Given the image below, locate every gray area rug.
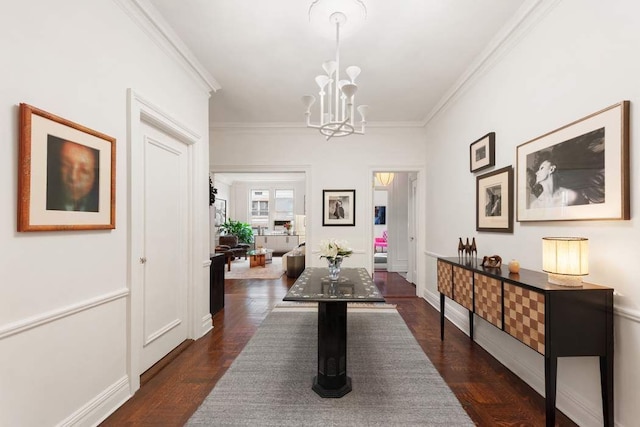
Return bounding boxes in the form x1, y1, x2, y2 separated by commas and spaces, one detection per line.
188, 310, 473, 426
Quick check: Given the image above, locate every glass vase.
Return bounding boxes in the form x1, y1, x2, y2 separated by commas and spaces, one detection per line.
327, 256, 343, 281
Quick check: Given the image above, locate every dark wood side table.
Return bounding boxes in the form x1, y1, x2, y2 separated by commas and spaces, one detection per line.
437, 257, 614, 427
209, 253, 226, 316
283, 268, 384, 397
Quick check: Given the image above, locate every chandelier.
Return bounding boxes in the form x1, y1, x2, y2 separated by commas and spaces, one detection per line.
302, 3, 368, 140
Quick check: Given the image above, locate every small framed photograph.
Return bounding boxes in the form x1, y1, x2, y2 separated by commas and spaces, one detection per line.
374, 205, 386, 225
323, 189, 355, 226
517, 101, 630, 222
470, 132, 495, 173
214, 198, 227, 226
476, 166, 513, 233
18, 104, 116, 231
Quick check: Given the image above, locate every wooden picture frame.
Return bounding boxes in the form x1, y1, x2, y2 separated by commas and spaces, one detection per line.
470, 132, 495, 173
323, 189, 355, 226
18, 103, 116, 231
516, 101, 630, 222
476, 166, 513, 233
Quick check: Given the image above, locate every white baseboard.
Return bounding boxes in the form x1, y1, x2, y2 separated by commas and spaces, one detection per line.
58, 376, 130, 427
200, 314, 213, 337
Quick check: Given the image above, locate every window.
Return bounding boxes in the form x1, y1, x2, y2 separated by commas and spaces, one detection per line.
274, 189, 294, 220
250, 190, 269, 226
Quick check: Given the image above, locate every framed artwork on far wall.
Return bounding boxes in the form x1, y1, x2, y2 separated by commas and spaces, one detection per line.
476, 166, 513, 233
516, 101, 630, 222
470, 132, 496, 173
214, 198, 226, 226
323, 189, 355, 226
18, 103, 116, 231
374, 205, 386, 224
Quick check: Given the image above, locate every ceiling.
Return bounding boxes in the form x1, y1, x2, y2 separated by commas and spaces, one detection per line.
148, 0, 527, 128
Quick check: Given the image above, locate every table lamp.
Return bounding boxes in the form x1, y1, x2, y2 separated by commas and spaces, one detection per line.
542, 237, 588, 287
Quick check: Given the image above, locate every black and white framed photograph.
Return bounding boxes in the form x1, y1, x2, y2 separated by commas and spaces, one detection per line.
476, 166, 513, 233
517, 101, 630, 222
470, 132, 495, 173
18, 103, 116, 231
323, 189, 355, 226
214, 198, 226, 226
374, 205, 386, 224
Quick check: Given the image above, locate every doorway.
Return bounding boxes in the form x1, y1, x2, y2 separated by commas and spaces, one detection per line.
371, 171, 419, 286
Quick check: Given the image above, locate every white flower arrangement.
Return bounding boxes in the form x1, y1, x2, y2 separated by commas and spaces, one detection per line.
319, 239, 353, 260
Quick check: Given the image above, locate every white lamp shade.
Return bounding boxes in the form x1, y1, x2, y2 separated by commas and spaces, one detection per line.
322, 60, 337, 76
346, 65, 361, 82
315, 75, 331, 90
375, 172, 395, 186
357, 104, 369, 120
542, 237, 589, 276
301, 95, 316, 111
341, 83, 358, 99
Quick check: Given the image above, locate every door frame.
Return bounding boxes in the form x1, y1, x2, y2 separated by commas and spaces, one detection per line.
127, 89, 203, 393
368, 166, 425, 297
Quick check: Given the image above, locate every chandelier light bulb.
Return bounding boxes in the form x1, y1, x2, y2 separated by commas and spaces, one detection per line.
341, 83, 357, 99
302, 95, 316, 111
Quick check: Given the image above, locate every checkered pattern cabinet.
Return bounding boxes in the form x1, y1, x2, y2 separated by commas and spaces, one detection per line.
474, 272, 502, 329
504, 283, 545, 354
436, 260, 452, 298
436, 257, 614, 427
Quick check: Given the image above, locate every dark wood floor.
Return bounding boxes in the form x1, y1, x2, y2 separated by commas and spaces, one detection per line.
101, 269, 577, 426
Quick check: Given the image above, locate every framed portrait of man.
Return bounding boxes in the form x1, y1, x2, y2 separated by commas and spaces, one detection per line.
18, 103, 116, 231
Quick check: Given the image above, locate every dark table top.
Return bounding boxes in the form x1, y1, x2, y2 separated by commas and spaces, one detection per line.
283, 267, 385, 303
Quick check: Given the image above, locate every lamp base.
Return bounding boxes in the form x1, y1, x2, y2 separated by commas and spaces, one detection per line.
547, 273, 584, 287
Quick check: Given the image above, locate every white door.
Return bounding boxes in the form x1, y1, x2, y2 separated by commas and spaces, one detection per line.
138, 122, 189, 373
407, 176, 418, 284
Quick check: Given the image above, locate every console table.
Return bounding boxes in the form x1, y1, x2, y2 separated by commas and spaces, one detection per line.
283, 267, 384, 397
437, 257, 613, 427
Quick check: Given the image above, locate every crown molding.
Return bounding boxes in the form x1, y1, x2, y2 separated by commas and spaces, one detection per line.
209, 120, 425, 131
113, 0, 221, 94
422, 0, 563, 127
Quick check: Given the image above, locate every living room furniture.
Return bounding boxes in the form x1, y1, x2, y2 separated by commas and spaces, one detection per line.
209, 253, 225, 316
437, 257, 614, 427
282, 242, 305, 275
254, 234, 299, 255
374, 231, 387, 252
286, 253, 305, 278
217, 235, 250, 260
283, 267, 385, 398
214, 248, 233, 271
247, 248, 273, 268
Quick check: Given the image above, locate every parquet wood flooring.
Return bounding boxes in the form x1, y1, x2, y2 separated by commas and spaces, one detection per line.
101, 271, 578, 426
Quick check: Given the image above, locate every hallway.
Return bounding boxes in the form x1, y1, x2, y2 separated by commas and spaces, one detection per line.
102, 272, 576, 426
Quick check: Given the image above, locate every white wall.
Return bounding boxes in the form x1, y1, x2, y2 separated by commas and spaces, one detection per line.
0, 1, 211, 425
423, 1, 640, 425
210, 127, 427, 274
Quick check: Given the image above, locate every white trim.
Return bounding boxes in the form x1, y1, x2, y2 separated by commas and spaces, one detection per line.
615, 305, 640, 323
58, 376, 130, 427
112, 0, 220, 93
423, 0, 562, 126
127, 88, 203, 395
201, 313, 213, 336
210, 120, 424, 130
0, 289, 128, 340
